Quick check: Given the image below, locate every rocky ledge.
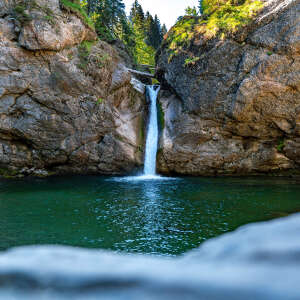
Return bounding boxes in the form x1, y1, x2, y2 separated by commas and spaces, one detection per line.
0, 0, 146, 177
156, 0, 300, 176
0, 213, 300, 299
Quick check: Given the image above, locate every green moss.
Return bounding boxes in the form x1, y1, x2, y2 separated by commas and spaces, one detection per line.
267, 51, 273, 56
67, 53, 74, 60
13, 5, 33, 23
157, 101, 165, 130
140, 117, 145, 141
83, 40, 95, 52
0, 168, 19, 179
77, 41, 95, 69
152, 78, 160, 85
97, 97, 104, 104
96, 52, 110, 68
277, 139, 285, 153
44, 14, 55, 25
184, 56, 200, 66
60, 0, 95, 31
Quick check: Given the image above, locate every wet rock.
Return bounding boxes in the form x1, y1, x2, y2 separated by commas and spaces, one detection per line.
0, 213, 300, 299
156, 0, 300, 176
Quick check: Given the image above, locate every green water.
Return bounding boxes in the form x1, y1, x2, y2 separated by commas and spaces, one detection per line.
0, 176, 300, 256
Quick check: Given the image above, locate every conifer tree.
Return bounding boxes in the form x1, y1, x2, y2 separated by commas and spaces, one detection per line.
198, 0, 204, 15
161, 24, 167, 37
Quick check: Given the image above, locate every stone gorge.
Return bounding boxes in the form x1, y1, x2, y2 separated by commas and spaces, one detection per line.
0, 0, 299, 177
0, 1, 300, 299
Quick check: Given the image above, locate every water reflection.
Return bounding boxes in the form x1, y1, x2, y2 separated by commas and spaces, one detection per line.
140, 181, 163, 253
0, 176, 300, 255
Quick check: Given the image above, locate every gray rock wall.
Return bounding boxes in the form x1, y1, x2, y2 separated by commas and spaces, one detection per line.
156, 0, 300, 176
0, 0, 146, 177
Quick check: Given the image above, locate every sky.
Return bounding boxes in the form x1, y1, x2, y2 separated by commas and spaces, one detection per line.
123, 0, 198, 29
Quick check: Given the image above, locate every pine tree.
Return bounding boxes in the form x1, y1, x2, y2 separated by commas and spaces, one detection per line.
161, 24, 167, 37
129, 1, 155, 65
81, 0, 164, 66
199, 0, 204, 15
91, 0, 127, 41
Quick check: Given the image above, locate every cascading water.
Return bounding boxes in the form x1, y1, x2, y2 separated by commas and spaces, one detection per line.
143, 85, 160, 176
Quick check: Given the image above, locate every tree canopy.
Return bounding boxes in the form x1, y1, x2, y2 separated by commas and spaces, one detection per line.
77, 0, 166, 66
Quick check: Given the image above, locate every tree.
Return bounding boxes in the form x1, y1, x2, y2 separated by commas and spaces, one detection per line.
185, 6, 198, 16
161, 24, 167, 37
130, 0, 145, 27
198, 0, 204, 15
80, 0, 163, 65
89, 0, 127, 41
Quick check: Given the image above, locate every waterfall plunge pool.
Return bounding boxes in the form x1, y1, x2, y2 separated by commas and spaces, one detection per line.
1, 175, 300, 256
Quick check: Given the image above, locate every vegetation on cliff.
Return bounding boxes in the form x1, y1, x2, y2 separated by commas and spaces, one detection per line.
60, 0, 95, 30
164, 0, 264, 61
65, 0, 166, 66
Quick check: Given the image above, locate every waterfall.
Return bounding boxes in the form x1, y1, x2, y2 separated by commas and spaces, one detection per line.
143, 85, 160, 176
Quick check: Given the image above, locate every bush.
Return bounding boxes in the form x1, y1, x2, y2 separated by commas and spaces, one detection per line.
60, 0, 95, 31
165, 0, 264, 60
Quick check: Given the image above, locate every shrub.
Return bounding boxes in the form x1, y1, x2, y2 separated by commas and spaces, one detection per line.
60, 0, 95, 31
165, 0, 264, 60
277, 139, 285, 153
185, 56, 200, 66
13, 5, 33, 23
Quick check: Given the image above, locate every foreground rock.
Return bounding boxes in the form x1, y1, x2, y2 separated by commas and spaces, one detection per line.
0, 0, 145, 177
0, 213, 300, 299
156, 0, 300, 176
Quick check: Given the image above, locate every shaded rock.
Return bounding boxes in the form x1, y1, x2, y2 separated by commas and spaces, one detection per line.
156, 0, 300, 176
0, 0, 146, 176
0, 213, 300, 299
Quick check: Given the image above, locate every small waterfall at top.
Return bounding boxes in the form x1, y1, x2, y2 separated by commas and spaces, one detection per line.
143, 85, 160, 177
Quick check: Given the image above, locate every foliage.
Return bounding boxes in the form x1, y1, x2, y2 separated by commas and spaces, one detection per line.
157, 101, 165, 130
13, 5, 33, 23
200, 0, 264, 38
77, 41, 95, 69
166, 17, 197, 61
60, 0, 95, 30
185, 6, 198, 16
77, 0, 163, 65
13, 1, 60, 26
166, 0, 264, 60
130, 0, 165, 65
277, 139, 285, 153
185, 56, 200, 66
0, 168, 19, 179
144, 13, 164, 50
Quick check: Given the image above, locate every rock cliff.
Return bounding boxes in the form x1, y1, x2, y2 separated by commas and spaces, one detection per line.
156, 0, 300, 176
0, 0, 146, 177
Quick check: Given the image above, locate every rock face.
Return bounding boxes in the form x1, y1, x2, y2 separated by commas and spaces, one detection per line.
156, 0, 300, 176
0, 0, 146, 177
0, 213, 300, 299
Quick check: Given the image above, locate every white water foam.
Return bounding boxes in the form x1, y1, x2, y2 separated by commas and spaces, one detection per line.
143, 85, 160, 176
